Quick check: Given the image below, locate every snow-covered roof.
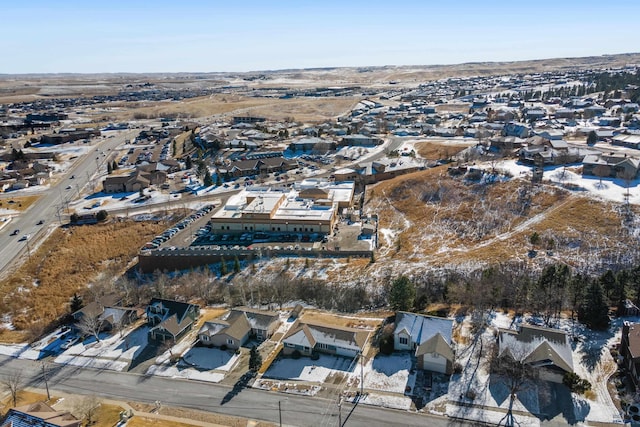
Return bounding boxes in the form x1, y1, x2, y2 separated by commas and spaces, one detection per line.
394, 312, 453, 345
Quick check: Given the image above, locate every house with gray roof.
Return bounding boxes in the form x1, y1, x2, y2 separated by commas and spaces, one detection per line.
1, 401, 81, 427
146, 298, 200, 343
393, 312, 455, 374
198, 307, 280, 349
498, 324, 573, 383
282, 321, 370, 358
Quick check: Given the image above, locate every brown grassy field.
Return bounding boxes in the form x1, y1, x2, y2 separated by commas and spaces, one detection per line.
1, 390, 54, 412
0, 195, 40, 211
0, 220, 165, 342
97, 94, 358, 123
358, 165, 634, 270
414, 140, 475, 160
128, 402, 275, 427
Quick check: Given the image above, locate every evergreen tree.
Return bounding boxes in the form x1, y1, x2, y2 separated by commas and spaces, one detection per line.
216, 174, 222, 186
107, 162, 113, 174
388, 275, 416, 311
70, 293, 83, 313
185, 156, 192, 169
203, 169, 213, 187
220, 256, 227, 275
578, 278, 610, 330
233, 256, 240, 273
587, 130, 597, 145
249, 345, 262, 371
112, 160, 118, 171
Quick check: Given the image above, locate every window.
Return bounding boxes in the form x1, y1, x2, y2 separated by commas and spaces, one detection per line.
318, 343, 329, 350
399, 337, 408, 345
227, 339, 234, 345
202, 335, 209, 342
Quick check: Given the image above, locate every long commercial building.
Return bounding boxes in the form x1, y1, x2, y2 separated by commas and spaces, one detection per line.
209, 180, 354, 235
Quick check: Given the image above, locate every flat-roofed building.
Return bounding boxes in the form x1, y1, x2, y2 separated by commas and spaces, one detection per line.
209, 180, 354, 235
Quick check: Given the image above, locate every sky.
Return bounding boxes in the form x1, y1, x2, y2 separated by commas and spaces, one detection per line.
2, 0, 639, 74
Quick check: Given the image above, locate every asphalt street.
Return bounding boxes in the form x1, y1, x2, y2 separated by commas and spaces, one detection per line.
0, 355, 460, 427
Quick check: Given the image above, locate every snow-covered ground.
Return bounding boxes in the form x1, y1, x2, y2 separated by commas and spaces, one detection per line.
147, 364, 226, 383
148, 346, 239, 383
497, 159, 640, 205
362, 353, 416, 394
181, 347, 238, 371
53, 325, 149, 372
264, 354, 356, 382
447, 312, 625, 425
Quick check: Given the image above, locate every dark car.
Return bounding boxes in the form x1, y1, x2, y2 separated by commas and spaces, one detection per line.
37, 220, 44, 225
10, 229, 19, 236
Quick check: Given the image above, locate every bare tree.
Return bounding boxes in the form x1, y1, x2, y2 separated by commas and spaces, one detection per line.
491, 340, 538, 427
76, 308, 104, 342
592, 164, 610, 189
1, 369, 23, 407
74, 395, 101, 425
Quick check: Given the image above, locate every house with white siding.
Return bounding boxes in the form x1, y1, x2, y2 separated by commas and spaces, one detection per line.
282, 321, 369, 358
393, 312, 455, 374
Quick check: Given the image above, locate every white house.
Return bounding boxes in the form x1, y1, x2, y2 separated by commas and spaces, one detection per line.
393, 312, 455, 374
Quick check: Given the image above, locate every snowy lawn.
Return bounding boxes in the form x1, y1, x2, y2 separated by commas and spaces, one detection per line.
362, 353, 416, 394
53, 325, 150, 372
264, 354, 356, 383
181, 347, 239, 372
146, 364, 225, 383
352, 393, 413, 411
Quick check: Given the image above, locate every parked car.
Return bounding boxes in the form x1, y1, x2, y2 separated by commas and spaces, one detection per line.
10, 229, 19, 236
37, 220, 44, 225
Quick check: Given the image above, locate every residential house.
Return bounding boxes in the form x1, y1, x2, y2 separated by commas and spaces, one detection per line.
1, 401, 81, 427
503, 122, 530, 138
198, 307, 280, 349
282, 321, 370, 358
146, 298, 200, 343
498, 324, 573, 382
621, 322, 640, 388
221, 157, 298, 178
582, 153, 640, 179
103, 167, 167, 193
393, 312, 455, 374
198, 311, 251, 350
72, 294, 138, 333
338, 134, 383, 147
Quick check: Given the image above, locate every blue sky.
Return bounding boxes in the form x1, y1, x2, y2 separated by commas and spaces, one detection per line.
2, 1, 638, 74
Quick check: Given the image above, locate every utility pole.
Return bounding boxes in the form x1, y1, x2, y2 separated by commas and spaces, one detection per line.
41, 362, 50, 400
338, 397, 342, 427
360, 352, 364, 397
278, 400, 282, 427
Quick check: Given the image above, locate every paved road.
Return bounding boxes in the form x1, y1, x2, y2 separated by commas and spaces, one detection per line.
0, 356, 462, 427
0, 130, 138, 278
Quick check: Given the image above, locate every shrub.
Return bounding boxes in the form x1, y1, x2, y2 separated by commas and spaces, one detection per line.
291, 350, 301, 359
379, 332, 394, 355
453, 362, 463, 374
310, 352, 320, 361
221, 344, 228, 351
563, 372, 592, 394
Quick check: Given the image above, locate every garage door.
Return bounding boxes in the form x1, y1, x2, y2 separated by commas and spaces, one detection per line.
422, 354, 447, 373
